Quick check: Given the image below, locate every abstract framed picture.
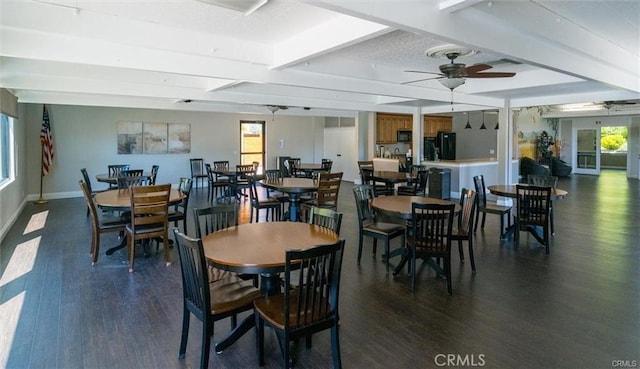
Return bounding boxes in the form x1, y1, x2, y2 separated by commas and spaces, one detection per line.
117, 121, 143, 154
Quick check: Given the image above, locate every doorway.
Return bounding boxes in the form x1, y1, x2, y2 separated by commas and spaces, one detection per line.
240, 121, 265, 174
573, 127, 600, 175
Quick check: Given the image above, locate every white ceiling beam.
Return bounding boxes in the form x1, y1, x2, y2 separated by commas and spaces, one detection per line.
438, 0, 483, 13
271, 15, 392, 69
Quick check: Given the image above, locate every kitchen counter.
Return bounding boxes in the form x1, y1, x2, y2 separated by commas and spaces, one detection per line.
421, 158, 519, 198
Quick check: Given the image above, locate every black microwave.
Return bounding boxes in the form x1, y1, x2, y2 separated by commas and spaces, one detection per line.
397, 130, 412, 142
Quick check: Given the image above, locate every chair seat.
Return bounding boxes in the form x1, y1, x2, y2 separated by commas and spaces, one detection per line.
210, 277, 262, 315
479, 202, 511, 214
167, 210, 185, 222
362, 221, 405, 235
125, 223, 165, 235
254, 290, 333, 330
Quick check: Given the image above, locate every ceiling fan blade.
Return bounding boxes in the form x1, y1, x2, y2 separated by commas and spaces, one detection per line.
467, 71, 516, 78
402, 76, 444, 84
460, 63, 493, 74
404, 70, 445, 76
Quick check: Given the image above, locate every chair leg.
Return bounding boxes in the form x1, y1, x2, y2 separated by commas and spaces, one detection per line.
409, 248, 416, 291
457, 240, 464, 262
91, 230, 99, 265
445, 256, 452, 295
200, 321, 212, 369
128, 235, 135, 273
481, 212, 487, 229
544, 224, 550, 254
255, 313, 265, 366
468, 236, 476, 272
357, 234, 364, 265
384, 238, 390, 273
473, 209, 480, 233
499, 214, 505, 237
331, 324, 342, 369
177, 306, 190, 359
550, 205, 555, 235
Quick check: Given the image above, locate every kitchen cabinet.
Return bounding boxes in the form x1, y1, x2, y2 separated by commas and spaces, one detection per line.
376, 113, 412, 143
424, 115, 452, 137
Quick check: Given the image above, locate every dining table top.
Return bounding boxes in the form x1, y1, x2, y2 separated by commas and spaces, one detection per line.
297, 163, 324, 170
94, 188, 185, 209
201, 222, 338, 275
258, 177, 318, 193
371, 195, 460, 219
487, 184, 568, 200
95, 172, 152, 184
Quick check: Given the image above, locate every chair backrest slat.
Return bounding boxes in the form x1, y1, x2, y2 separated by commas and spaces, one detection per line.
457, 188, 477, 233
283, 240, 345, 329
411, 202, 455, 253
193, 203, 238, 238
352, 185, 376, 224
308, 206, 343, 235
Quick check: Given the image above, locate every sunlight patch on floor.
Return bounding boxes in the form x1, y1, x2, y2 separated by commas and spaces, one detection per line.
0, 237, 40, 287
0, 291, 25, 368
23, 210, 48, 235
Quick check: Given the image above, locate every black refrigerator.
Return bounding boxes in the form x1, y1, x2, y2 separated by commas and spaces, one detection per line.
437, 132, 456, 160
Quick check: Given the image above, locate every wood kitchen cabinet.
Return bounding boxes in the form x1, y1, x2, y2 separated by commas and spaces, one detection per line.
376, 113, 412, 143
423, 115, 452, 137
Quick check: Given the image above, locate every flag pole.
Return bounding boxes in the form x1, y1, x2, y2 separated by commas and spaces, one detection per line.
34, 141, 48, 204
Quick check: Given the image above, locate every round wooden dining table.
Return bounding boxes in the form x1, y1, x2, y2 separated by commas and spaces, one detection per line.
95, 172, 152, 185
94, 188, 185, 254
94, 188, 184, 211
259, 178, 318, 221
371, 195, 460, 276
202, 222, 337, 293
371, 195, 460, 219
201, 221, 337, 353
487, 184, 568, 200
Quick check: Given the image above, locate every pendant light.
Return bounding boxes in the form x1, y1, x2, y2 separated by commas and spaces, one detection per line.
480, 110, 487, 130
464, 112, 472, 129
494, 110, 499, 129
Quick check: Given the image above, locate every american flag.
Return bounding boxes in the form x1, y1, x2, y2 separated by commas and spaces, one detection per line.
40, 105, 54, 176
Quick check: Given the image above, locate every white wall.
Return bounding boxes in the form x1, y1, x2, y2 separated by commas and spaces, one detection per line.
0, 104, 28, 242
453, 112, 498, 159
21, 104, 325, 198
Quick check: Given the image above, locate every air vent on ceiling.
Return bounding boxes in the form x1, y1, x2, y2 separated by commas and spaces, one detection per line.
195, 0, 268, 15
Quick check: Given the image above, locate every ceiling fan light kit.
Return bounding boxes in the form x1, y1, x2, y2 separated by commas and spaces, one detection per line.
439, 77, 465, 90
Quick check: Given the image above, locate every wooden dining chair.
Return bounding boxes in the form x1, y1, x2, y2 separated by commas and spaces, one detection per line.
125, 183, 171, 272
117, 169, 145, 189
408, 202, 455, 293
397, 168, 428, 196
81, 168, 107, 216
473, 174, 512, 236
193, 202, 257, 284
107, 164, 130, 188
248, 176, 283, 223
79, 180, 127, 265
149, 164, 159, 185
449, 188, 478, 272
357, 161, 390, 196
173, 229, 262, 369
168, 177, 192, 234
301, 172, 343, 220
353, 185, 405, 273
190, 158, 208, 189
235, 164, 255, 200
515, 185, 552, 254
286, 158, 302, 177
308, 206, 343, 235
527, 174, 559, 234
254, 239, 345, 369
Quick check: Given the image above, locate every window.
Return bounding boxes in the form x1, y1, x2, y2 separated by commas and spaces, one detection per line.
1, 113, 14, 184
240, 121, 265, 174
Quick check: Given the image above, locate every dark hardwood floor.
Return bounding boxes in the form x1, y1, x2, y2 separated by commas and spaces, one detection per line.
1, 170, 638, 369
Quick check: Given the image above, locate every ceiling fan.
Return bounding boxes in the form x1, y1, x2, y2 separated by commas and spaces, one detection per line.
404, 52, 516, 89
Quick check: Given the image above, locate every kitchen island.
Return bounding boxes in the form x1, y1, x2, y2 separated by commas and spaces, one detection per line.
421, 158, 519, 198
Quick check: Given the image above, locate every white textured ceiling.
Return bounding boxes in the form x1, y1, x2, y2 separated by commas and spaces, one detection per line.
1, 0, 639, 117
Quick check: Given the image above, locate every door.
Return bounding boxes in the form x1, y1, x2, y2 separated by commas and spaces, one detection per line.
323, 126, 358, 182
573, 127, 600, 175
240, 121, 265, 174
